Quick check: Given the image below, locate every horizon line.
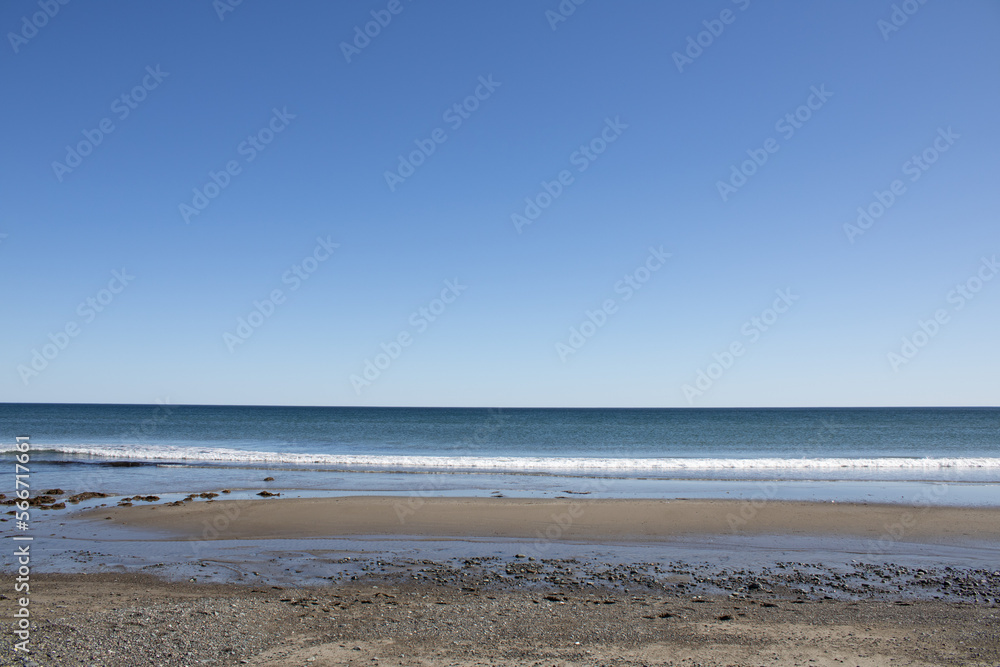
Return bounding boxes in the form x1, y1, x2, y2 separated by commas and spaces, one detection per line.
1, 402, 998, 410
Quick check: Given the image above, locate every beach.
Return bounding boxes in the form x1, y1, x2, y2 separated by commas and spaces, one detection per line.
3, 573, 999, 667
3, 495, 999, 665
5, 406, 1000, 665
87, 495, 1000, 543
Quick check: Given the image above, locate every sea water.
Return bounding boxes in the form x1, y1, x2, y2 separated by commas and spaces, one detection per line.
1, 404, 998, 504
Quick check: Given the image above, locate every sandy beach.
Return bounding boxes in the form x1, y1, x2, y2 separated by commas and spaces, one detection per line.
87, 495, 1000, 543
3, 496, 997, 666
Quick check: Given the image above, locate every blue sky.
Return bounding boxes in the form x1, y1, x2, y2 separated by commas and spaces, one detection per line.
2, 0, 998, 408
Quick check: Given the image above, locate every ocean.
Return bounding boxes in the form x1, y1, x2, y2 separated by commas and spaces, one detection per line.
2, 404, 999, 505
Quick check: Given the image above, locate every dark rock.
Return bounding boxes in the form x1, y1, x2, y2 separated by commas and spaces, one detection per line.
37, 502, 66, 510
66, 492, 111, 504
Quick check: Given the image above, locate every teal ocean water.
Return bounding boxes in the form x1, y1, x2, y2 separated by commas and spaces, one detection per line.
2, 404, 998, 503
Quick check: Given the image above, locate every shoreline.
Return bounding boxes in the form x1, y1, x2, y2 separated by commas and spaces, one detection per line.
12, 497, 1000, 665
84, 495, 1000, 543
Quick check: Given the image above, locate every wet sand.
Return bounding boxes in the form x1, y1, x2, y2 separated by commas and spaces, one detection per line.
85, 495, 1000, 543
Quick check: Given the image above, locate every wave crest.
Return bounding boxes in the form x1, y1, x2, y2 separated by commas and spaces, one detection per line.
4, 443, 1000, 472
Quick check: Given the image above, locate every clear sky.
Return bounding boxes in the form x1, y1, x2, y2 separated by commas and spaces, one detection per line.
2, 1, 998, 408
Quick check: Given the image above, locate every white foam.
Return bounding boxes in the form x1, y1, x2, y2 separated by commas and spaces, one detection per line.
5, 443, 1000, 472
